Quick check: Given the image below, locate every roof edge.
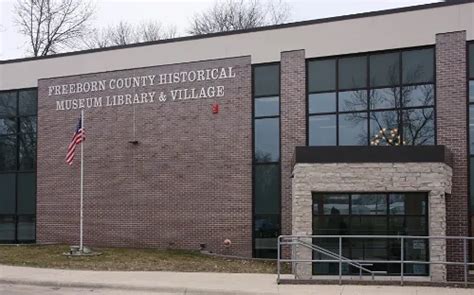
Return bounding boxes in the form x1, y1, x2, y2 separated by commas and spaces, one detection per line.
1, 0, 471, 65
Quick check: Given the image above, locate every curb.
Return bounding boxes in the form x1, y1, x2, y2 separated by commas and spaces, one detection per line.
0, 278, 277, 295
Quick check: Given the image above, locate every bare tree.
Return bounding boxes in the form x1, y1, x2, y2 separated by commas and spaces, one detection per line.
341, 65, 435, 146
188, 0, 291, 35
84, 20, 177, 49
14, 0, 95, 57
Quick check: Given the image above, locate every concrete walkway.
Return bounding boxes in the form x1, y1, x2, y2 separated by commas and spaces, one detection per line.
0, 265, 472, 294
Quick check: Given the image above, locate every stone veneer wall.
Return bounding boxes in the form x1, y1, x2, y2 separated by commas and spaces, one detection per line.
291, 162, 452, 282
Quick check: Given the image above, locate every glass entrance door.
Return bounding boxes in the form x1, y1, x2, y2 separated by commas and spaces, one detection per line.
312, 192, 429, 276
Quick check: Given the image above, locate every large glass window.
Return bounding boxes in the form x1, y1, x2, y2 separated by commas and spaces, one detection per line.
308, 48, 435, 146
308, 59, 336, 93
468, 43, 474, 262
0, 89, 37, 243
313, 193, 428, 276
253, 64, 280, 258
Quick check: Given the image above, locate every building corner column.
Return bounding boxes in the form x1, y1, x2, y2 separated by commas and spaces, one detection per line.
280, 49, 308, 278
435, 30, 468, 282
280, 49, 306, 237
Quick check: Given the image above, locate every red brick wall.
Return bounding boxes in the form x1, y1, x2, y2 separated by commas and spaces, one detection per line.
280, 50, 306, 238
36, 56, 253, 257
436, 31, 468, 281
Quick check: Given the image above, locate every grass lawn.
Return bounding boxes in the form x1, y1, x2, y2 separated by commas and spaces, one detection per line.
0, 245, 280, 273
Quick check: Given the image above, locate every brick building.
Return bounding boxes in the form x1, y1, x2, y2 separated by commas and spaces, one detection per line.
1, 0, 474, 283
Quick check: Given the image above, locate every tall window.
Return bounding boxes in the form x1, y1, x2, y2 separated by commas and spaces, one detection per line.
313, 193, 428, 276
253, 64, 280, 258
468, 43, 474, 259
0, 89, 37, 243
307, 48, 435, 146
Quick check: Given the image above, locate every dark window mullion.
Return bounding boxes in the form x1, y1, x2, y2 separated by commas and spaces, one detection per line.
15, 90, 19, 243
367, 53, 371, 145
254, 115, 280, 120
336, 58, 339, 146
399, 51, 404, 145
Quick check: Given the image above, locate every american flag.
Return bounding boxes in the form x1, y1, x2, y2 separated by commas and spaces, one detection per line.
66, 116, 85, 165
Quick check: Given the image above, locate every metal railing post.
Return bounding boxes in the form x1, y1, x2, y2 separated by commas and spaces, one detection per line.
400, 237, 404, 286
463, 238, 468, 287
277, 236, 281, 283
339, 237, 342, 285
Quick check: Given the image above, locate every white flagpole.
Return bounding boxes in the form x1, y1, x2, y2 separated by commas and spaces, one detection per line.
79, 109, 84, 252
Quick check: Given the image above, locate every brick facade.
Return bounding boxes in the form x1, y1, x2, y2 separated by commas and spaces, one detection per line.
435, 31, 469, 281
36, 56, 253, 257
32, 30, 471, 279
280, 50, 307, 238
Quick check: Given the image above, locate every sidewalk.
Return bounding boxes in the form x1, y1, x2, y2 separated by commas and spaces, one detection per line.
0, 264, 472, 295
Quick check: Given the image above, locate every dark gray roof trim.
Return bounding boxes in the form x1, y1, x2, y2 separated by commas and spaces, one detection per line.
293, 146, 453, 167
1, 0, 472, 64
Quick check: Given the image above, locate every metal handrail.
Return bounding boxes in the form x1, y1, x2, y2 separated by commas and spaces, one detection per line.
277, 235, 474, 287
292, 238, 376, 281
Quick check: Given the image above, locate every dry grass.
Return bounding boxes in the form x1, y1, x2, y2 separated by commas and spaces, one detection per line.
0, 245, 281, 273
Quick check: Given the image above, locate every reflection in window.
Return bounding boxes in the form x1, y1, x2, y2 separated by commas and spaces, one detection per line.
308, 47, 435, 147
0, 173, 16, 214
370, 111, 400, 146
470, 105, 474, 153
469, 43, 473, 79
402, 108, 434, 146
339, 56, 367, 90
19, 134, 37, 170
253, 64, 279, 97
20, 116, 37, 134
313, 194, 349, 215
312, 192, 428, 276
0, 135, 17, 171
253, 64, 280, 258
308, 93, 336, 114
19, 90, 37, 116
17, 173, 36, 214
308, 59, 336, 92
0, 216, 15, 241
370, 52, 400, 87
254, 165, 280, 258
0, 92, 17, 117
17, 216, 35, 241
470, 81, 474, 103
467, 43, 474, 261
0, 118, 17, 135
389, 194, 405, 215
339, 90, 367, 112
255, 96, 279, 117
254, 165, 279, 215
254, 118, 279, 162
309, 115, 336, 146
370, 88, 399, 110
402, 48, 434, 84
402, 84, 434, 107
339, 113, 367, 146
0, 88, 37, 244
352, 194, 387, 215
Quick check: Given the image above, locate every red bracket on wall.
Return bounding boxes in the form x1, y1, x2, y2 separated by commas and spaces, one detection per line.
212, 103, 219, 114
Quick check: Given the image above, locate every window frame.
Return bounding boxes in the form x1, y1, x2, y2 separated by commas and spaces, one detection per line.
312, 192, 429, 276
306, 46, 436, 147
467, 42, 474, 260
0, 87, 37, 244
252, 63, 281, 258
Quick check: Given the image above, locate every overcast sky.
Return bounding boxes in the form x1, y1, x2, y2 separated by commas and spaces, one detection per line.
0, 0, 440, 60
